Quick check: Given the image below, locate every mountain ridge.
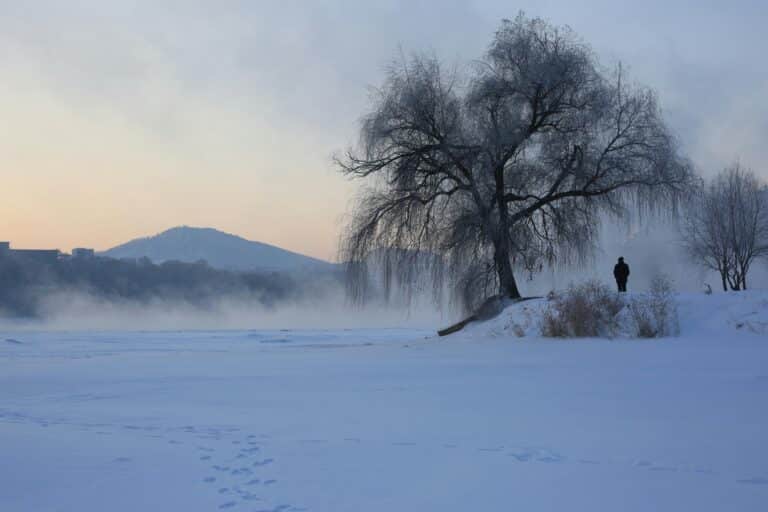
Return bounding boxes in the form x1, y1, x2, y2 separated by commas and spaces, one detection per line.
102, 226, 332, 272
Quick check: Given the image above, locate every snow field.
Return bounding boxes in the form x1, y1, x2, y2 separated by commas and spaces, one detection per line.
1, 292, 767, 511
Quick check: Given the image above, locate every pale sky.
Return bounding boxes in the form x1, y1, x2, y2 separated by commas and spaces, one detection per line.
1, 1, 766, 260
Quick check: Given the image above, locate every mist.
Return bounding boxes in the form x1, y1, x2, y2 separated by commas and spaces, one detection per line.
524, 216, 768, 297
0, 285, 449, 333
3, 217, 765, 333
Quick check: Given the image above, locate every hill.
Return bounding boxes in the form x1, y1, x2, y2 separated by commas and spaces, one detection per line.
102, 226, 332, 272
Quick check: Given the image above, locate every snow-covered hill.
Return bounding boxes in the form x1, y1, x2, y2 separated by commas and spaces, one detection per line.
463, 290, 768, 339
102, 226, 333, 272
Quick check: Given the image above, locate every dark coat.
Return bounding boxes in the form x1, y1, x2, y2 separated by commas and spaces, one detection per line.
614, 261, 630, 282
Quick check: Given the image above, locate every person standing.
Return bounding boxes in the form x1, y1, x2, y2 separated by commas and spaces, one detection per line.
613, 257, 630, 292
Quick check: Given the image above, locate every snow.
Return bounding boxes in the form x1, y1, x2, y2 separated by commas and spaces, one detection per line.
467, 290, 768, 340
1, 292, 767, 511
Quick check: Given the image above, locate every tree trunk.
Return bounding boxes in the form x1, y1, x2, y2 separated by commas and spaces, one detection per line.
720, 271, 728, 292
493, 240, 521, 299
727, 271, 741, 291
492, 165, 521, 300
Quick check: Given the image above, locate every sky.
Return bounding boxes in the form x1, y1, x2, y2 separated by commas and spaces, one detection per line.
0, 1, 766, 261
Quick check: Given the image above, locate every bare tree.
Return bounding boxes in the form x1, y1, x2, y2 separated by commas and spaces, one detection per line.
338, 14, 693, 312
729, 166, 768, 289
681, 180, 734, 291
682, 164, 768, 291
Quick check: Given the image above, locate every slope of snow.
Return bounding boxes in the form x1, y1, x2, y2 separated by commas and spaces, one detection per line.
1, 292, 767, 511
677, 291, 768, 338
465, 290, 768, 339
102, 226, 333, 272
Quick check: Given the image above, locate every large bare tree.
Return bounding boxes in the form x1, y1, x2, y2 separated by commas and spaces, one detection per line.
339, 14, 693, 312
682, 163, 768, 291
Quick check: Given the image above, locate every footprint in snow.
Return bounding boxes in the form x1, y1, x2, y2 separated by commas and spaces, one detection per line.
537, 453, 565, 463
648, 466, 677, 472
219, 501, 237, 509
737, 477, 768, 485
238, 491, 260, 501
252, 504, 293, 512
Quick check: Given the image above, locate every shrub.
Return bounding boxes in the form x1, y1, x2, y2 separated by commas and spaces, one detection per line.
541, 276, 679, 339
628, 275, 679, 338
541, 280, 624, 338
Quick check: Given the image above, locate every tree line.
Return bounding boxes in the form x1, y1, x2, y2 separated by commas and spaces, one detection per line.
0, 254, 342, 318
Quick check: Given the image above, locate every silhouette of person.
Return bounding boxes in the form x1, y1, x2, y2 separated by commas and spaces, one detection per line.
613, 257, 630, 292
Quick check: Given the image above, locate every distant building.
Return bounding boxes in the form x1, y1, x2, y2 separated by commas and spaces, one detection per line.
72, 248, 95, 259
0, 242, 60, 263
12, 249, 60, 264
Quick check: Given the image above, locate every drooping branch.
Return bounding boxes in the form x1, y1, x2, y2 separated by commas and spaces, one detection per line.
338, 13, 694, 313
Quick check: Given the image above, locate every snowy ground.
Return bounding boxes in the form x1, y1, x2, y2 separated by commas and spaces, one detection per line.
1, 293, 767, 511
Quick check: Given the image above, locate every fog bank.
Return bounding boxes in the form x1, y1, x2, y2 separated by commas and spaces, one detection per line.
0, 290, 449, 332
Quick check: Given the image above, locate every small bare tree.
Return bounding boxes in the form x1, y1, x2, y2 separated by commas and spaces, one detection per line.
339, 14, 693, 312
681, 178, 733, 291
681, 163, 768, 290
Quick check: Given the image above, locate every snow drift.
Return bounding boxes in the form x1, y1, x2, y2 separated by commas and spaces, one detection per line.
463, 290, 768, 340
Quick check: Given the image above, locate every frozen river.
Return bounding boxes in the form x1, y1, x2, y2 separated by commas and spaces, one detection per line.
1, 322, 767, 511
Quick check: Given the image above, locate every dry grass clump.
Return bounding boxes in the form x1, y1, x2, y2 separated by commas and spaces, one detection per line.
541, 276, 678, 339
541, 280, 624, 338
628, 275, 679, 338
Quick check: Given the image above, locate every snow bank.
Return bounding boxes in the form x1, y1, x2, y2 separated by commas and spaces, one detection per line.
463, 297, 550, 338
677, 290, 768, 338
464, 291, 768, 340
